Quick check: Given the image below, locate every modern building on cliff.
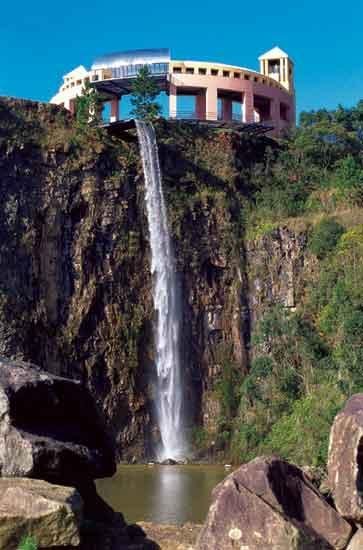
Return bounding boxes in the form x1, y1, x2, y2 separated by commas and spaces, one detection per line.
50, 47, 295, 135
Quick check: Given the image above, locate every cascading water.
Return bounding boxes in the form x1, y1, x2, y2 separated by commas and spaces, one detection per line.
136, 120, 185, 461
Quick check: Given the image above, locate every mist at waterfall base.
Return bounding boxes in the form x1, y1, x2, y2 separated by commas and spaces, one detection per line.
136, 120, 187, 461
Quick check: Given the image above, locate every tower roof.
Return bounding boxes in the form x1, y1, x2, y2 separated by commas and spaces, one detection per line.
63, 65, 88, 79
258, 46, 292, 61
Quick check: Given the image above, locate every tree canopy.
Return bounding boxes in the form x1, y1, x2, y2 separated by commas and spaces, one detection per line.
130, 66, 162, 121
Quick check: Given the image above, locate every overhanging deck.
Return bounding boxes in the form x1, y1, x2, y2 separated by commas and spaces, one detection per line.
103, 118, 274, 138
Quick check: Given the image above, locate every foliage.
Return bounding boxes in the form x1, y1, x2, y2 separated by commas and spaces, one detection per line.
236, 103, 363, 468
246, 100, 363, 237
191, 426, 209, 448
215, 360, 241, 420
18, 537, 38, 550
130, 66, 162, 121
308, 217, 344, 258
231, 306, 334, 466
74, 81, 105, 130
264, 383, 344, 466
310, 225, 363, 393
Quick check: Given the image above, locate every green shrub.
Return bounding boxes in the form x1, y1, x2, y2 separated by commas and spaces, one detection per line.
230, 306, 335, 464
308, 217, 344, 259
191, 426, 209, 448
263, 383, 344, 467
215, 361, 241, 420
18, 536, 38, 550
333, 156, 363, 205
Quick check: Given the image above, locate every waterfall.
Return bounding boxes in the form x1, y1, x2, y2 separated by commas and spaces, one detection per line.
135, 120, 185, 461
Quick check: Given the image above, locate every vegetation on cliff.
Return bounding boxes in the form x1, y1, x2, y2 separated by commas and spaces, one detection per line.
231, 101, 363, 467
246, 100, 363, 237
18, 537, 38, 550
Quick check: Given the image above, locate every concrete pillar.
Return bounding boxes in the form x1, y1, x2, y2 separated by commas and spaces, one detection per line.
69, 99, 76, 116
221, 98, 233, 121
169, 82, 177, 118
110, 97, 120, 122
206, 86, 218, 120
244, 90, 254, 123
196, 91, 206, 120
280, 58, 284, 82
271, 98, 280, 133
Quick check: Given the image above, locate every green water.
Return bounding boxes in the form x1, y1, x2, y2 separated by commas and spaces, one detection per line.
96, 464, 228, 524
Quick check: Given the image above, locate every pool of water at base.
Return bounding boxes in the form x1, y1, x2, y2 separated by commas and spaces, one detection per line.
96, 464, 228, 525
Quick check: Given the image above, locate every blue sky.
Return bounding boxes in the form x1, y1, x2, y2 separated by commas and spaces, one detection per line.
1, 0, 362, 118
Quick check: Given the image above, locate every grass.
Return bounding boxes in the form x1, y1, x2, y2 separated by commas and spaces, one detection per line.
246, 206, 363, 241
18, 536, 38, 550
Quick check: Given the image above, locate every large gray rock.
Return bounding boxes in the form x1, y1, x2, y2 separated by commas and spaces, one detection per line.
328, 394, 363, 524
197, 456, 352, 550
347, 530, 363, 550
0, 478, 82, 549
0, 357, 116, 486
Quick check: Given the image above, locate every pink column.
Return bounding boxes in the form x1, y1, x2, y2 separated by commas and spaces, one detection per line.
110, 97, 120, 122
69, 99, 76, 116
196, 91, 206, 120
169, 82, 177, 118
244, 90, 254, 123
222, 98, 233, 121
206, 86, 218, 120
271, 98, 280, 133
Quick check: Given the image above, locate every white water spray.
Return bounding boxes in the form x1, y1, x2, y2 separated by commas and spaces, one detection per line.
136, 120, 185, 461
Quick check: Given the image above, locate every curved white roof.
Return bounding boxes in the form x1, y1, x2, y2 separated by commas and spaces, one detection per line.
91, 48, 170, 70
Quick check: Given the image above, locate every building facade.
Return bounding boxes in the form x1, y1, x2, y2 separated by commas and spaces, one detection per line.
50, 47, 295, 135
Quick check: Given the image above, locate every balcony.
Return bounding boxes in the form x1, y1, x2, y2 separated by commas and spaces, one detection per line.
169, 111, 243, 122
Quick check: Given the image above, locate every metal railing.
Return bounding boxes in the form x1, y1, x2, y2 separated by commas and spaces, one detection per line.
169, 111, 244, 122
111, 63, 169, 79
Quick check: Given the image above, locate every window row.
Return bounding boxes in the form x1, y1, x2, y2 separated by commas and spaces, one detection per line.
172, 66, 282, 87
62, 76, 90, 91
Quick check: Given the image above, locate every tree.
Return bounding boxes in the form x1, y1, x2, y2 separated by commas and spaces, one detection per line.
308, 217, 344, 259
130, 66, 162, 121
74, 81, 104, 130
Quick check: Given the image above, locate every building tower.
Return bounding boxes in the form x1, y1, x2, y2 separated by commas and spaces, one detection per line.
259, 46, 294, 94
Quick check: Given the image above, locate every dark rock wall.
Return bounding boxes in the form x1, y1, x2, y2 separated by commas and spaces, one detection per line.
246, 226, 316, 330
0, 99, 310, 460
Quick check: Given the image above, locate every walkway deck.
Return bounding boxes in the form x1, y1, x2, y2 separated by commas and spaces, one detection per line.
102, 118, 274, 139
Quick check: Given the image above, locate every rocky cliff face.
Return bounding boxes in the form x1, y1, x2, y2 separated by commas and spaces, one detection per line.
0, 98, 309, 460
246, 226, 316, 329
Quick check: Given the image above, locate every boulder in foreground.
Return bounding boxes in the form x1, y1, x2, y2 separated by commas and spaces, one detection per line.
197, 456, 352, 550
0, 478, 82, 549
347, 530, 363, 549
328, 393, 363, 524
0, 357, 116, 486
